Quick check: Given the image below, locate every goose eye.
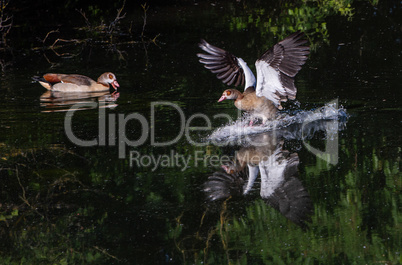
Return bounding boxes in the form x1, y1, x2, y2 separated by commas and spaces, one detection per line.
226, 91, 231, 96
108, 74, 113, 79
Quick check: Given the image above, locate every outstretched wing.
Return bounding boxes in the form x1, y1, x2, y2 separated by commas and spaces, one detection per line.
203, 169, 246, 201
263, 153, 313, 227
255, 32, 310, 109
197, 39, 245, 87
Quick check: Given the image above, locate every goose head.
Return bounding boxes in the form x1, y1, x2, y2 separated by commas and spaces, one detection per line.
221, 164, 237, 174
218, 89, 240, 102
98, 72, 120, 90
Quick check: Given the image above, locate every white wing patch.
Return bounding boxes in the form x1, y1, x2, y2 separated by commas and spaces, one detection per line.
243, 165, 259, 195
237, 58, 256, 90
258, 150, 287, 198
255, 60, 285, 108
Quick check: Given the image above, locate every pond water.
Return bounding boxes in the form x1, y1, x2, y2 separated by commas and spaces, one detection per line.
0, 1, 401, 264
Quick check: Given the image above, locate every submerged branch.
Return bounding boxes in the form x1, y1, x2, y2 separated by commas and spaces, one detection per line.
30, 2, 159, 64
41, 29, 60, 44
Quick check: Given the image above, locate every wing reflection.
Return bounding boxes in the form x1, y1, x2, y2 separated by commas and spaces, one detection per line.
40, 91, 119, 112
204, 131, 313, 227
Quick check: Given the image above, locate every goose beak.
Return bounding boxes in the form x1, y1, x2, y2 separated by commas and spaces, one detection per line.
218, 95, 226, 102
221, 165, 229, 173
111, 80, 120, 90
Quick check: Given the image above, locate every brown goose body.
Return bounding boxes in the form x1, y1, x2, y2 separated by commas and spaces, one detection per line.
220, 88, 277, 122
33, 72, 119, 92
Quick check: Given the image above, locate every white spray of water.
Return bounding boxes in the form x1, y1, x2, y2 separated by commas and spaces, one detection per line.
208, 102, 348, 142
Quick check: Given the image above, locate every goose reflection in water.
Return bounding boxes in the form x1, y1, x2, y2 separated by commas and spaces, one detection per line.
40, 91, 119, 112
204, 132, 313, 228
203, 116, 348, 228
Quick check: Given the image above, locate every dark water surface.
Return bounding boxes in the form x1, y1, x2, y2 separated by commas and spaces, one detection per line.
0, 1, 401, 264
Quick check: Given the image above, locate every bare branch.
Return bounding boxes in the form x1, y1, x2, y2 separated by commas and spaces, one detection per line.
0, 0, 13, 45
42, 29, 59, 44
141, 3, 149, 39
108, 0, 127, 34
77, 8, 91, 27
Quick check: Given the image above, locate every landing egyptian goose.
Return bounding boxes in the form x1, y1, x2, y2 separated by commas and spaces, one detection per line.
197, 32, 310, 123
33, 72, 119, 92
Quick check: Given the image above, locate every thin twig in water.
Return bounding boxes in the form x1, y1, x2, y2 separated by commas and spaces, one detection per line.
51, 38, 81, 48
15, 167, 29, 207
93, 246, 121, 261
15, 166, 44, 218
0, 59, 12, 72
42, 29, 59, 43
50, 38, 82, 57
141, 3, 149, 40
150, 34, 160, 46
77, 8, 91, 28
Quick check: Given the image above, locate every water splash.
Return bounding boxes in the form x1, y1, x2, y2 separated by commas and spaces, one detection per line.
208, 102, 349, 143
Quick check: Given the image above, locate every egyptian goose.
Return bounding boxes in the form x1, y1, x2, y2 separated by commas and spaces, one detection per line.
197, 32, 310, 123
33, 72, 119, 92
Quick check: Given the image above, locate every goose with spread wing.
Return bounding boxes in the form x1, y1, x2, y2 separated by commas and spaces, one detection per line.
197, 32, 310, 123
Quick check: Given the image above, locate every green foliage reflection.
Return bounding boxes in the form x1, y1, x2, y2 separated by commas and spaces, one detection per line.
168, 136, 401, 264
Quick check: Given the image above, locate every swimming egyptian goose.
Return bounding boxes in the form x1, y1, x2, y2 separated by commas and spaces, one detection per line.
33, 72, 119, 92
197, 32, 309, 123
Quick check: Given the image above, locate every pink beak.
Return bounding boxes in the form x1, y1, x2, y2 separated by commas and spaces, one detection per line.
218, 95, 226, 102
221, 165, 229, 173
111, 80, 120, 90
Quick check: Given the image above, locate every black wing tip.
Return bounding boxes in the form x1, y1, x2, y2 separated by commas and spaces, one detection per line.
198, 39, 208, 47
203, 170, 245, 202
198, 39, 215, 54
288, 30, 306, 39
32, 75, 45, 82
197, 39, 245, 87
196, 52, 209, 59
284, 31, 309, 46
264, 176, 313, 227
